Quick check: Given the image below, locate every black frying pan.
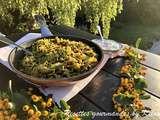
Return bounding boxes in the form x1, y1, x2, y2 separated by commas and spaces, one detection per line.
8, 35, 104, 87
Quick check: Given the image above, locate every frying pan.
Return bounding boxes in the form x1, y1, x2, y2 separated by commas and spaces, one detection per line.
8, 35, 104, 87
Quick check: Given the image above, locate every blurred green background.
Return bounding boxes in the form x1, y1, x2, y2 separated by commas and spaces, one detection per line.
110, 0, 160, 50
1, 0, 160, 50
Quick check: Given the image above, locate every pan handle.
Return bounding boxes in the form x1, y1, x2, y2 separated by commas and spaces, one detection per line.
0, 46, 13, 69
40, 26, 53, 37
0, 32, 12, 69
35, 15, 53, 37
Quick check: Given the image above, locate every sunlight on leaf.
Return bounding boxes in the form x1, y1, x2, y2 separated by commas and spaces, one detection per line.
135, 38, 142, 48
140, 94, 151, 100
135, 78, 147, 90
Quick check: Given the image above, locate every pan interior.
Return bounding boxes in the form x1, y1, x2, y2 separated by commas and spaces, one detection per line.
9, 35, 103, 81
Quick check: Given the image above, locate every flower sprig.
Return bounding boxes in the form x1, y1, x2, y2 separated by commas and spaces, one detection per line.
0, 97, 18, 120
22, 87, 80, 120
112, 47, 151, 120
0, 85, 82, 120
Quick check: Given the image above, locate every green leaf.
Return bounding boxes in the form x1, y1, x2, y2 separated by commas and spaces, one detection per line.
0, 91, 10, 99
140, 94, 151, 100
68, 116, 74, 120
135, 89, 143, 94
135, 38, 142, 48
114, 94, 134, 105
52, 106, 62, 112
120, 73, 131, 78
60, 100, 70, 110
135, 78, 147, 90
57, 112, 66, 120
11, 92, 29, 112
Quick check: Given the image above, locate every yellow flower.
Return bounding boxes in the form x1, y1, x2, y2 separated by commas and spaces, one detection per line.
139, 69, 146, 76
117, 107, 122, 113
120, 66, 129, 73
11, 114, 17, 119
74, 115, 81, 120
3, 110, 8, 115
4, 116, 9, 120
88, 57, 97, 63
38, 96, 43, 101
46, 98, 53, 107
31, 95, 40, 102
47, 98, 53, 102
28, 109, 34, 115
3, 98, 9, 103
138, 103, 144, 110
121, 78, 128, 86
74, 118, 81, 120
42, 110, 49, 117
41, 101, 47, 108
35, 111, 41, 117
73, 63, 81, 70
124, 91, 130, 96
114, 104, 118, 109
23, 105, 30, 111
8, 102, 14, 109
119, 111, 126, 119
46, 101, 52, 107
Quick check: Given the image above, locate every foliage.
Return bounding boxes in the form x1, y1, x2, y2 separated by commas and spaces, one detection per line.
135, 38, 142, 48
0, 0, 123, 37
112, 47, 151, 120
0, 81, 90, 120
113, 93, 134, 106
81, 0, 123, 37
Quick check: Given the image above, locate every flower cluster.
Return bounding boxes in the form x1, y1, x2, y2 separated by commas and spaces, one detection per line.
0, 87, 82, 120
22, 87, 81, 120
0, 98, 19, 120
112, 47, 150, 120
